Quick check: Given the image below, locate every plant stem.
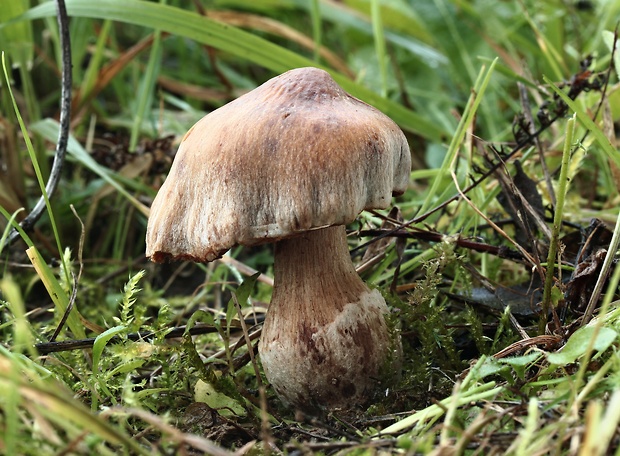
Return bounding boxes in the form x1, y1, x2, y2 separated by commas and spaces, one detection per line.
541, 114, 575, 323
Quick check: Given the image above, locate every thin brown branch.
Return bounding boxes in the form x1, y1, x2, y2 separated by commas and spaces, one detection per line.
34, 317, 264, 355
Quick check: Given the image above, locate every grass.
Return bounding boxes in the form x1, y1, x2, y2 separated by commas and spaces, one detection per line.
1, 0, 620, 454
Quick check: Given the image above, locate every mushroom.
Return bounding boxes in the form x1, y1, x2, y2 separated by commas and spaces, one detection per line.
146, 67, 411, 411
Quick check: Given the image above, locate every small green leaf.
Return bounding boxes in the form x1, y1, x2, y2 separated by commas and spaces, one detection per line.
226, 272, 260, 326
225, 298, 237, 329
184, 309, 216, 334
547, 326, 617, 366
477, 352, 542, 382
226, 272, 259, 326
233, 272, 260, 307
92, 325, 127, 374
476, 356, 510, 379
194, 379, 247, 417
550, 285, 564, 307
498, 352, 543, 380
108, 359, 146, 377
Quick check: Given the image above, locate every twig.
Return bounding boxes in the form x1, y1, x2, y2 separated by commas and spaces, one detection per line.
48, 271, 78, 344
4, 0, 72, 249
492, 334, 563, 359
355, 228, 525, 261
284, 439, 394, 452
34, 317, 264, 355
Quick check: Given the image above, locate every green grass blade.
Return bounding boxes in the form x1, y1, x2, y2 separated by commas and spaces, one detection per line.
79, 19, 113, 105
546, 77, 620, 168
26, 246, 86, 340
0, 348, 149, 454
2, 53, 64, 266
0, 275, 36, 356
301, 0, 436, 46
129, 0, 165, 151
18, 0, 446, 140
418, 58, 497, 216
602, 30, 620, 80
30, 119, 150, 217
0, 206, 34, 250
380, 380, 502, 435
0, 0, 33, 65
310, 0, 321, 63
92, 325, 126, 376
91, 325, 126, 410
0, 209, 23, 253
370, 0, 388, 98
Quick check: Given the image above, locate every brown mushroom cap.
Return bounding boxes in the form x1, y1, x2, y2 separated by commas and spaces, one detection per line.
146, 67, 411, 263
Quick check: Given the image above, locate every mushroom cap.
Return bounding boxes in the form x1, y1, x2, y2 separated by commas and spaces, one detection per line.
146, 67, 411, 262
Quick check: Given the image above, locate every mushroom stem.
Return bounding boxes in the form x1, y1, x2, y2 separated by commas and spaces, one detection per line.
259, 225, 400, 411
274, 225, 368, 321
